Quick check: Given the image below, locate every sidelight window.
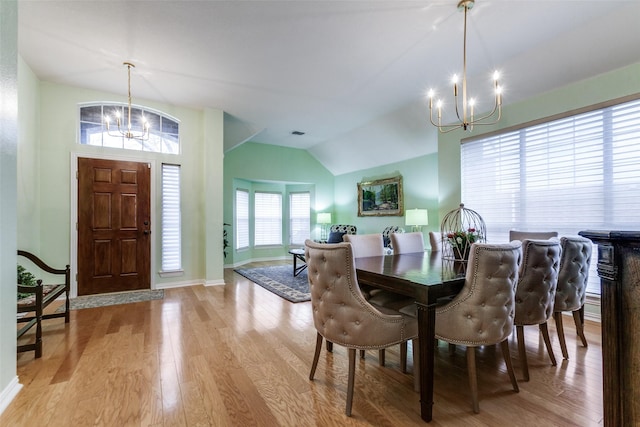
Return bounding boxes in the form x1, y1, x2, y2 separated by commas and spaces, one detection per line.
161, 164, 182, 272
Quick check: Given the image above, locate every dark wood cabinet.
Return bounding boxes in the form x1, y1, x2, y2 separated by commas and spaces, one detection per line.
579, 230, 640, 427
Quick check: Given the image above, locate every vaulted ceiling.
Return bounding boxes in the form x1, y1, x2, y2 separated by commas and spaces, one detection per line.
18, 1, 640, 175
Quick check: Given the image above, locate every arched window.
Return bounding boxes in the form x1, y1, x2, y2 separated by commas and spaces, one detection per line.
78, 102, 180, 154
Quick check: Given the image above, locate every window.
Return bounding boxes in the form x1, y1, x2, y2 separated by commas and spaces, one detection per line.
79, 103, 180, 154
236, 190, 249, 250
461, 97, 640, 295
255, 192, 282, 246
161, 164, 181, 272
289, 192, 310, 245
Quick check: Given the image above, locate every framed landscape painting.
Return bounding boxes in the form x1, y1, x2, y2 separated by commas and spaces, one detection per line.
357, 176, 404, 217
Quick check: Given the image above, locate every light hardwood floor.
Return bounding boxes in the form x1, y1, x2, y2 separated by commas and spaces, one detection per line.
4, 260, 603, 426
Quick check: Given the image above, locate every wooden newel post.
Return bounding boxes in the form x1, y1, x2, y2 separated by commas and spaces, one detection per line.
579, 230, 640, 427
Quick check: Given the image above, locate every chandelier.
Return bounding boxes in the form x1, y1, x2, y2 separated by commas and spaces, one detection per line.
428, 0, 502, 133
104, 62, 150, 140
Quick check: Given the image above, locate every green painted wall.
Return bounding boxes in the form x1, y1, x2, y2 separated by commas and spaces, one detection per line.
223, 142, 333, 265
334, 153, 440, 248
17, 57, 40, 253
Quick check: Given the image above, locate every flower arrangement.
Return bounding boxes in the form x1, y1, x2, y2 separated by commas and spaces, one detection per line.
440, 204, 486, 265
446, 228, 479, 260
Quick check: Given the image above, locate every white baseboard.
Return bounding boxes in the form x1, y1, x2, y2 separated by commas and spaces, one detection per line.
155, 279, 204, 290
224, 255, 288, 269
205, 279, 225, 286
584, 295, 601, 323
0, 376, 22, 417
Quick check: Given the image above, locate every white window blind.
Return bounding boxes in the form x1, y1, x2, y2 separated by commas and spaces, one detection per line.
289, 192, 310, 245
161, 164, 182, 271
255, 192, 282, 246
235, 189, 249, 250
462, 97, 640, 295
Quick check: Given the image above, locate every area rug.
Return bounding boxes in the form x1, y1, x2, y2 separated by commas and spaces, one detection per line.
234, 265, 310, 303
56, 289, 164, 311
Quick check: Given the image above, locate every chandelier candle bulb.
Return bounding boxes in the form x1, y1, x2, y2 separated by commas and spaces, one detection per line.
469, 98, 475, 124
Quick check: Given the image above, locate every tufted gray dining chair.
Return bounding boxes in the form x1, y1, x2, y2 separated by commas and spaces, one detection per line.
509, 230, 558, 242
435, 242, 522, 413
370, 231, 425, 312
342, 233, 385, 303
368, 231, 424, 372
343, 233, 386, 258
336, 234, 387, 361
428, 231, 442, 252
390, 231, 425, 254
305, 240, 418, 416
514, 239, 561, 381
554, 236, 592, 359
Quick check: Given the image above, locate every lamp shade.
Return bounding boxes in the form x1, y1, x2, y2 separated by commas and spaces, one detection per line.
405, 208, 429, 226
317, 212, 332, 224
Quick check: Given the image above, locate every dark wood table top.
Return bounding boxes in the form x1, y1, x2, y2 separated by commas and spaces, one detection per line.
354, 251, 466, 304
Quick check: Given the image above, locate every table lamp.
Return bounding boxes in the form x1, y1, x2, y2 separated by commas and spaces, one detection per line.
317, 212, 332, 240
405, 208, 429, 232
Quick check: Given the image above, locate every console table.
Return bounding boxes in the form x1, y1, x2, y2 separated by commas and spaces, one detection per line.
579, 230, 640, 426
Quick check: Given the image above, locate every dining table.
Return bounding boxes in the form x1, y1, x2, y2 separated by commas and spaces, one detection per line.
355, 251, 465, 422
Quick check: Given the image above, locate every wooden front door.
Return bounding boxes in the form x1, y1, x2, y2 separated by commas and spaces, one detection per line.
77, 157, 151, 296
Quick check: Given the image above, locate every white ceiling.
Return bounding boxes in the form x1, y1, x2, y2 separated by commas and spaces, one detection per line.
18, 0, 640, 175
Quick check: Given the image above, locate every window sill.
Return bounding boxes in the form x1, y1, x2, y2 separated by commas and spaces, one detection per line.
159, 269, 184, 278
